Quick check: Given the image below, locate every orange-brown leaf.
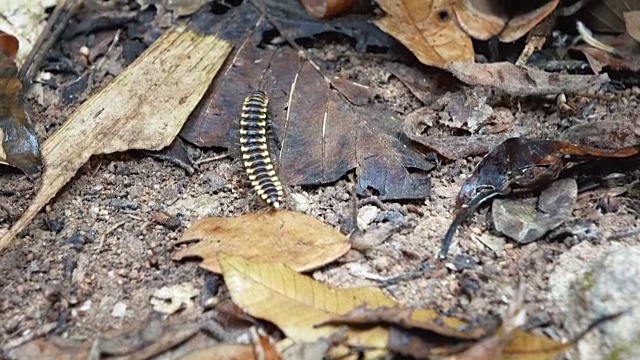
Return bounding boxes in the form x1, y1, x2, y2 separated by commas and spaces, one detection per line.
374, 0, 474, 69
173, 210, 350, 273
0, 30, 19, 60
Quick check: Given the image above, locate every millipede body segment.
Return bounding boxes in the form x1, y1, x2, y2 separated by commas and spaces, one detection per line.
239, 90, 284, 209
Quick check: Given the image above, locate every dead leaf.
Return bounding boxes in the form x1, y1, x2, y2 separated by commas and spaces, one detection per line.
0, 0, 56, 65
492, 178, 578, 244
0, 26, 231, 251
0, 31, 42, 177
447, 62, 610, 97
403, 107, 514, 160
173, 210, 350, 273
452, 0, 508, 41
182, 1, 433, 200
0, 29, 19, 59
219, 253, 395, 351
573, 40, 640, 74
165, 0, 210, 17
583, 0, 640, 34
179, 344, 257, 360
453, 0, 559, 42
300, 0, 356, 19
9, 338, 90, 360
497, 0, 559, 43
624, 11, 640, 43
561, 120, 639, 150
374, 0, 474, 69
385, 62, 454, 105
261, 0, 394, 52
440, 138, 640, 258
318, 305, 486, 340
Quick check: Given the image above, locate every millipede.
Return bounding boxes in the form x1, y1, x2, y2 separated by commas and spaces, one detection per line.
239, 90, 284, 209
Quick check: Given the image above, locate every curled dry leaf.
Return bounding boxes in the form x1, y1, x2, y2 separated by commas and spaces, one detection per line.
173, 210, 350, 273
453, 0, 559, 42
300, 0, 356, 19
0, 29, 19, 59
0, 30, 41, 177
447, 62, 610, 97
374, 0, 474, 69
0, 0, 56, 65
440, 138, 640, 258
0, 26, 232, 251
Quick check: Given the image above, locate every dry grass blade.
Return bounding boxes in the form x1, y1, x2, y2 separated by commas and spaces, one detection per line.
0, 26, 232, 251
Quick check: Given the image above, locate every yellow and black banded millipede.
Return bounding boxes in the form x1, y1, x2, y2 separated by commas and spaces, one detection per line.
239, 90, 284, 209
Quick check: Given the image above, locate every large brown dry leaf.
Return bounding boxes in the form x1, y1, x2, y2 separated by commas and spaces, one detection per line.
447, 62, 610, 96
453, 0, 559, 42
182, 1, 432, 200
173, 210, 350, 273
0, 26, 231, 251
0, 31, 42, 177
374, 0, 474, 69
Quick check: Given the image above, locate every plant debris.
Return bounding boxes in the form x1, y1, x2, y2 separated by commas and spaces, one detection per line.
492, 178, 578, 244
0, 26, 231, 251
182, 1, 433, 200
173, 210, 350, 273
0, 29, 42, 177
440, 138, 640, 258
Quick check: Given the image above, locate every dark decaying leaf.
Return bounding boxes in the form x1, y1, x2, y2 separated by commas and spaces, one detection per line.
447, 62, 610, 97
582, 0, 640, 34
573, 39, 640, 74
440, 138, 640, 258
492, 178, 577, 244
260, 0, 395, 52
0, 34, 42, 178
561, 120, 640, 149
182, 1, 432, 199
318, 305, 487, 340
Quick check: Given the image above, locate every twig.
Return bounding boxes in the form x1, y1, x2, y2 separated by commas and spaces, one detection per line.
1, 322, 57, 351
194, 153, 230, 165
98, 220, 127, 250
19, 0, 84, 85
608, 227, 640, 241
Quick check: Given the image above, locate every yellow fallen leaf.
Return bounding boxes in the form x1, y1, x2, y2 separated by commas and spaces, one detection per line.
179, 344, 256, 360
173, 210, 350, 273
0, 26, 231, 251
374, 0, 474, 69
219, 253, 394, 350
500, 330, 572, 360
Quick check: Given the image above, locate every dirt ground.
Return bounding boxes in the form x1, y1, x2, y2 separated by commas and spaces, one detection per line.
1, 1, 640, 359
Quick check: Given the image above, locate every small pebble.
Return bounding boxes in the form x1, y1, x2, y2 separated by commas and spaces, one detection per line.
111, 302, 127, 317
289, 193, 310, 212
